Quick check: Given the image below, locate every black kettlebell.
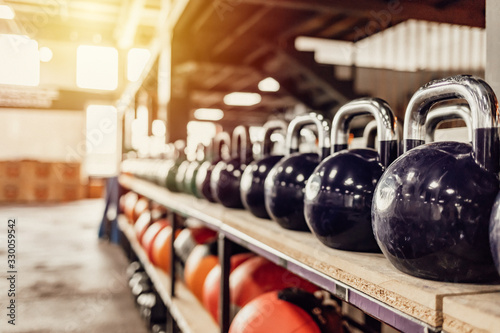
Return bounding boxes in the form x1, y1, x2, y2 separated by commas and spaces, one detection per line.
211, 126, 253, 208
490, 195, 500, 277
304, 98, 398, 252
195, 132, 231, 202
372, 75, 500, 282
264, 113, 330, 231
240, 120, 288, 219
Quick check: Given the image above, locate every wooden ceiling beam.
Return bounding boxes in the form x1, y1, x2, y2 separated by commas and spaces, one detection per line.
115, 0, 147, 49
234, 0, 485, 28
211, 6, 273, 56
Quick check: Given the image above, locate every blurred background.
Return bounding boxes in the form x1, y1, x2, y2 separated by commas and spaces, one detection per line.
0, 0, 491, 204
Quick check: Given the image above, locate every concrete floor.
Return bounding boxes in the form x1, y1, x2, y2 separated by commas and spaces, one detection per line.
0, 199, 149, 333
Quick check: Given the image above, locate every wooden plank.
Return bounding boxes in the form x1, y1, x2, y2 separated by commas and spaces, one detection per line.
443, 292, 500, 333
117, 216, 219, 333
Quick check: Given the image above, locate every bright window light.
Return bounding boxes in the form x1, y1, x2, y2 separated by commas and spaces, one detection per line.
258, 77, 280, 92
127, 48, 151, 82
0, 34, 39, 86
223, 92, 261, 106
152, 119, 166, 137
131, 105, 149, 150
39, 47, 53, 62
77, 45, 118, 90
187, 121, 217, 148
0, 5, 15, 20
194, 108, 224, 121
85, 105, 119, 176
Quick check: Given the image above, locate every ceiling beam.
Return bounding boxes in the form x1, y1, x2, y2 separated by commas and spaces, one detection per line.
233, 0, 485, 28
212, 6, 272, 56
115, 0, 146, 49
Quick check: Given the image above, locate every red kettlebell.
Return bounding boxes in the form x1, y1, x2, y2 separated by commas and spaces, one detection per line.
202, 252, 255, 322
229, 288, 344, 333
123, 191, 139, 223
134, 210, 152, 243
151, 226, 181, 274
184, 241, 219, 301
141, 220, 170, 261
230, 256, 318, 315
133, 197, 150, 223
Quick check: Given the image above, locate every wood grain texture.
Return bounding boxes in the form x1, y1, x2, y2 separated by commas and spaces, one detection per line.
443, 292, 500, 333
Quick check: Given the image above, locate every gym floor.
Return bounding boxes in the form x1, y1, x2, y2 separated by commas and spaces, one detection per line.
0, 199, 148, 333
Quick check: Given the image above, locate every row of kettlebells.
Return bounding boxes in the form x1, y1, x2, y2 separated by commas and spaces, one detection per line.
122, 74, 500, 284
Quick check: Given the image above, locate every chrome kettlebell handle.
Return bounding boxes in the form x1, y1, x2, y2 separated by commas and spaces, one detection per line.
331, 98, 398, 167
425, 104, 472, 142
262, 120, 288, 157
231, 125, 252, 164
404, 75, 500, 174
285, 113, 330, 160
213, 132, 231, 162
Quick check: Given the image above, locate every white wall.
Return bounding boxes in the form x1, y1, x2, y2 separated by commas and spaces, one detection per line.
487, 0, 500, 95
0, 108, 85, 162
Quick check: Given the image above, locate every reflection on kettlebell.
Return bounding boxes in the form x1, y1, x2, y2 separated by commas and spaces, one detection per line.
304, 98, 398, 252
372, 75, 500, 282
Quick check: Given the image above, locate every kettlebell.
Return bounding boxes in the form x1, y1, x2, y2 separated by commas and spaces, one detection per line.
134, 210, 153, 243
230, 256, 318, 316
304, 98, 398, 252
196, 132, 231, 202
165, 140, 186, 192
229, 288, 343, 333
183, 143, 207, 197
141, 220, 170, 262
150, 225, 180, 274
490, 195, 500, 277
173, 223, 218, 280
184, 241, 219, 301
202, 252, 255, 323
264, 113, 330, 231
240, 120, 288, 219
372, 75, 500, 282
211, 126, 253, 208
122, 191, 139, 223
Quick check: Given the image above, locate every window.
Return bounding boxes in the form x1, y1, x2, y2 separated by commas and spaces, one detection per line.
77, 45, 118, 90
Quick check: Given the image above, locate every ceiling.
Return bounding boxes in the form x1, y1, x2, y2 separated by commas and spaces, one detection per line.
0, 0, 162, 47
0, 0, 487, 134
168, 0, 485, 133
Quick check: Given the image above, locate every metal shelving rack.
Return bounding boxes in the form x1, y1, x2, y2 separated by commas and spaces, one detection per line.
113, 2, 500, 333
118, 174, 500, 333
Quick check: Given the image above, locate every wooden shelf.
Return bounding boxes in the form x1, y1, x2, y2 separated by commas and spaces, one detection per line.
443, 292, 500, 333
117, 215, 219, 333
119, 174, 500, 333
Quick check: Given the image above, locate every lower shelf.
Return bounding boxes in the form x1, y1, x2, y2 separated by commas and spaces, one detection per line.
118, 216, 219, 333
